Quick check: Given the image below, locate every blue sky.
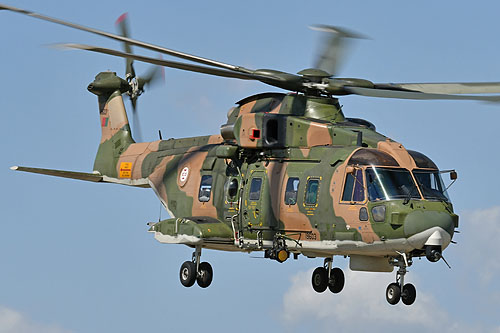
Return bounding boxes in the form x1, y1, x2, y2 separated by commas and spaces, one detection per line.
1, 1, 499, 332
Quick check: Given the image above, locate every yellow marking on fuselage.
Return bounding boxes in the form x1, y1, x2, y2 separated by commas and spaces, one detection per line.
119, 162, 132, 178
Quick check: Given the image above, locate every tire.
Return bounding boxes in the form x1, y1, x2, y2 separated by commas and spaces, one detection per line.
328, 267, 345, 294
179, 261, 196, 287
196, 262, 213, 288
386, 282, 401, 305
402, 283, 417, 305
311, 267, 328, 293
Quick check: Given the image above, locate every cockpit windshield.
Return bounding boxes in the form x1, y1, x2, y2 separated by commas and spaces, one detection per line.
365, 167, 420, 201
413, 170, 449, 201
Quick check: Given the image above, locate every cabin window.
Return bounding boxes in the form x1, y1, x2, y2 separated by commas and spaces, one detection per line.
226, 178, 239, 202
198, 175, 213, 202
284, 177, 300, 205
342, 169, 365, 202
305, 179, 320, 205
249, 178, 263, 201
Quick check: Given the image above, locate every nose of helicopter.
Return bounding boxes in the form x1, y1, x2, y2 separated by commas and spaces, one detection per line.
403, 210, 456, 250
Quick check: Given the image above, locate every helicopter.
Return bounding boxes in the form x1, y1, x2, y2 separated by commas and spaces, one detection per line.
3, 4, 500, 307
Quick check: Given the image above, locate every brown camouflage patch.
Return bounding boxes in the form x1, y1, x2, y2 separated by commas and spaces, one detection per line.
238, 99, 257, 115
100, 95, 129, 143
377, 140, 417, 170
306, 123, 332, 147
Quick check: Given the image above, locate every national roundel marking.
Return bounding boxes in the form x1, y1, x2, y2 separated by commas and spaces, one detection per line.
179, 166, 189, 186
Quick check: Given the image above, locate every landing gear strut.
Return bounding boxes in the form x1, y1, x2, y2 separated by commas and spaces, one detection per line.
311, 258, 345, 294
179, 246, 213, 288
386, 254, 416, 305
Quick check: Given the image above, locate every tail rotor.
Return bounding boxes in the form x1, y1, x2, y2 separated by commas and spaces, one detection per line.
115, 13, 164, 142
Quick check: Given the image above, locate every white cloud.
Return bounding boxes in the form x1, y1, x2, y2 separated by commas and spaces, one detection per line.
460, 206, 500, 285
281, 205, 500, 333
0, 306, 71, 333
281, 269, 454, 333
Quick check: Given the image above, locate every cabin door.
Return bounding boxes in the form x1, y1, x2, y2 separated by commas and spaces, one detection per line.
222, 175, 241, 223
242, 169, 267, 229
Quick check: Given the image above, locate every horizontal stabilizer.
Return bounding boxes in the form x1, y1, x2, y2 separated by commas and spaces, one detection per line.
10, 166, 103, 182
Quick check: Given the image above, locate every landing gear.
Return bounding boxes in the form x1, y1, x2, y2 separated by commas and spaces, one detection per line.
179, 261, 197, 287
386, 283, 401, 305
311, 258, 345, 294
311, 267, 328, 292
328, 267, 345, 294
196, 262, 213, 288
401, 283, 416, 305
179, 246, 213, 288
386, 254, 417, 305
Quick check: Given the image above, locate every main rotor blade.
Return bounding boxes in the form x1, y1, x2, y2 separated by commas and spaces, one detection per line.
56, 43, 263, 80
375, 82, 500, 95
345, 86, 500, 102
311, 25, 367, 76
0, 4, 253, 74
55, 43, 305, 91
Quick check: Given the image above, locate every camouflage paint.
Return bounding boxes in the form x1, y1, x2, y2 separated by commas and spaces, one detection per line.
15, 78, 457, 262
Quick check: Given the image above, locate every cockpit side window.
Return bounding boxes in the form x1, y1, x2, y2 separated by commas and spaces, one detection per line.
342, 169, 365, 202
413, 170, 449, 201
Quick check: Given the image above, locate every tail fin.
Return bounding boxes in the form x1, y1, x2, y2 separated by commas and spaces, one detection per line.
88, 72, 135, 178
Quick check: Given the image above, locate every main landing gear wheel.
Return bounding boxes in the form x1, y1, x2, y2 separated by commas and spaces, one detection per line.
328, 267, 345, 294
179, 261, 196, 287
196, 262, 213, 288
402, 283, 416, 305
311, 267, 328, 293
179, 246, 214, 289
312, 258, 345, 294
386, 283, 401, 305
386, 253, 417, 305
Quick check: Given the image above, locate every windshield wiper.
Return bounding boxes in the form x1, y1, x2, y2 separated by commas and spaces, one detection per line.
400, 185, 412, 205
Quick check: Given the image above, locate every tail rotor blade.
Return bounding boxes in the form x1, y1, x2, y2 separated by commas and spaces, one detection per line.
131, 98, 143, 142
115, 13, 135, 79
138, 65, 165, 91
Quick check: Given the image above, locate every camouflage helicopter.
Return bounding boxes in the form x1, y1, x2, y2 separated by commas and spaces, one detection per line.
4, 4, 500, 307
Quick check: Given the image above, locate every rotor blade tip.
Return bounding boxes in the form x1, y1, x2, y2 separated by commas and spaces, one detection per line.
115, 12, 128, 25
310, 24, 369, 39
10, 166, 19, 171
48, 43, 82, 51
45, 43, 65, 50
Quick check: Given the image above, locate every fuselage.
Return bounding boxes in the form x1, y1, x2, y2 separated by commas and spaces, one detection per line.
88, 85, 457, 266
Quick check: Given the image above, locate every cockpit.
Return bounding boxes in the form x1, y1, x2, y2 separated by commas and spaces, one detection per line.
343, 148, 450, 202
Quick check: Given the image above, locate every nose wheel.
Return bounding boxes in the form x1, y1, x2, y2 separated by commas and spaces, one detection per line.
386, 254, 416, 305
179, 246, 213, 288
311, 258, 345, 294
